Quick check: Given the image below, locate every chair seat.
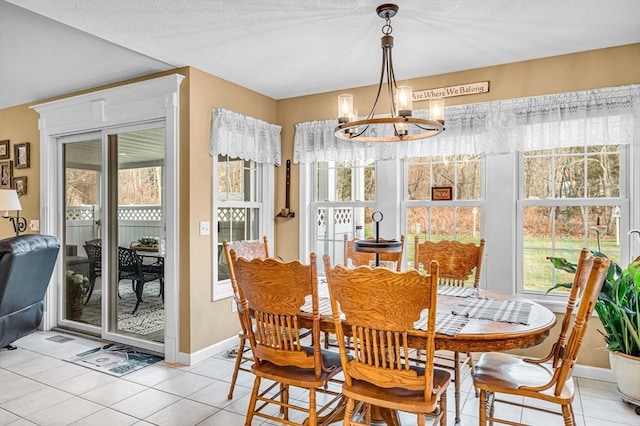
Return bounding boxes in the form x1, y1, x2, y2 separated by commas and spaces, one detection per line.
251, 349, 343, 388
343, 368, 450, 412
473, 352, 575, 403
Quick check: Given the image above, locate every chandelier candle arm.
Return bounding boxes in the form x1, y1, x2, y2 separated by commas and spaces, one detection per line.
334, 4, 445, 143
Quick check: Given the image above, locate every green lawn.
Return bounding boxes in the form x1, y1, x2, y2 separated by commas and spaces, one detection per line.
399, 233, 621, 293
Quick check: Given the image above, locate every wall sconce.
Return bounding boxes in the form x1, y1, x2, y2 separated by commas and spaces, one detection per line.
0, 189, 27, 237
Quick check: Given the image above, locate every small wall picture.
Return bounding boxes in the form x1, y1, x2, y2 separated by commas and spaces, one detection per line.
0, 140, 9, 160
13, 176, 27, 196
431, 186, 453, 201
14, 142, 30, 169
0, 161, 13, 189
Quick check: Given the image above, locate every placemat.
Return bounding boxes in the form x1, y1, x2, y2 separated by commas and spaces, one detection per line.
302, 297, 468, 336
453, 298, 532, 324
437, 285, 477, 298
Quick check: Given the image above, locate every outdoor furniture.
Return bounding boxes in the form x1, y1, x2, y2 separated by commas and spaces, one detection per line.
231, 252, 344, 425
82, 239, 102, 304
414, 237, 485, 423
472, 252, 609, 426
221, 236, 269, 400
117, 247, 162, 314
323, 256, 450, 425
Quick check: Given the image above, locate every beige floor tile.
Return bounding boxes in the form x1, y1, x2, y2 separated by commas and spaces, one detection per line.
111, 388, 181, 418
24, 396, 103, 426
143, 398, 218, 426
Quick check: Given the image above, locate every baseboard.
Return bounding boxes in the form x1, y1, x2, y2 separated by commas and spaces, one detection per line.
176, 334, 239, 366
573, 364, 614, 383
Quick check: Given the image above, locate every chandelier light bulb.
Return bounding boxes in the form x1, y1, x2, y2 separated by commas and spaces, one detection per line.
429, 98, 445, 124
338, 94, 353, 124
396, 86, 413, 117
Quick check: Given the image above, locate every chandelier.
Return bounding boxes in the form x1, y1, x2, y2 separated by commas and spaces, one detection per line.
335, 4, 445, 143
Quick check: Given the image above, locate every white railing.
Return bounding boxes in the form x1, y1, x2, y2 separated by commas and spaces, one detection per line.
65, 205, 163, 253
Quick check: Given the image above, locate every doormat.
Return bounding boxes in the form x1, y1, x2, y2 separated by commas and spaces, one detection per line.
66, 343, 163, 377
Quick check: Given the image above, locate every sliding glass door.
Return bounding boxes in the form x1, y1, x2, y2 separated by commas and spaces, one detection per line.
59, 125, 166, 349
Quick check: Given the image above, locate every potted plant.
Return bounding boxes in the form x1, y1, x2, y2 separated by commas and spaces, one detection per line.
547, 252, 640, 409
135, 236, 159, 251
66, 270, 90, 320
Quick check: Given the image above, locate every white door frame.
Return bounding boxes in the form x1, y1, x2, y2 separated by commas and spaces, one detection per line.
32, 74, 184, 362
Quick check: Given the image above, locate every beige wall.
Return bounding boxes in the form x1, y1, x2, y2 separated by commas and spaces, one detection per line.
0, 105, 40, 239
185, 67, 278, 352
274, 43, 640, 369
0, 43, 638, 365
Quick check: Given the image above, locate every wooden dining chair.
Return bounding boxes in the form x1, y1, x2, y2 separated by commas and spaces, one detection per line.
414, 237, 485, 424
231, 252, 344, 425
323, 256, 450, 426
344, 234, 405, 271
221, 236, 269, 400
472, 252, 610, 426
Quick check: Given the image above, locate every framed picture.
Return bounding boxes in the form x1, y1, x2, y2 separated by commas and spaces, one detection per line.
14, 142, 30, 169
0, 140, 9, 160
13, 176, 27, 196
0, 161, 13, 189
431, 186, 453, 201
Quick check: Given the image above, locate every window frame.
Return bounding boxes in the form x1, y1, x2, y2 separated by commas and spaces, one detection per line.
212, 155, 274, 301
299, 144, 637, 313
515, 144, 630, 300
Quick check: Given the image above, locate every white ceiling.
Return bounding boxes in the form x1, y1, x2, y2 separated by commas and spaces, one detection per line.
1, 0, 639, 110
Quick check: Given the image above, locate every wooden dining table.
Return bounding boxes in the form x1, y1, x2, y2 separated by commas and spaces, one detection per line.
304, 288, 557, 353
298, 285, 557, 425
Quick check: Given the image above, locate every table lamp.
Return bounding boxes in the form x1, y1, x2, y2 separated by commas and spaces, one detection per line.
0, 189, 27, 236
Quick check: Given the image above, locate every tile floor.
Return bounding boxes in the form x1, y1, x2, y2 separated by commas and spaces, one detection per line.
1, 331, 638, 426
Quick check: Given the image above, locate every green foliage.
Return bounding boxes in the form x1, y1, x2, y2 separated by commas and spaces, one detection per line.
547, 253, 640, 357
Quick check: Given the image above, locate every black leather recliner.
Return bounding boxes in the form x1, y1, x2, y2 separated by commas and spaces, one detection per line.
0, 235, 60, 348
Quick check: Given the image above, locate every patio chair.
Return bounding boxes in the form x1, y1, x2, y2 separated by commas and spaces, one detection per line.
82, 239, 102, 305
117, 246, 162, 314
323, 255, 450, 425
472, 252, 610, 425
231, 252, 344, 425
413, 237, 485, 424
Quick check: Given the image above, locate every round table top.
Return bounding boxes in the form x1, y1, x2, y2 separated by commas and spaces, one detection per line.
434, 290, 556, 351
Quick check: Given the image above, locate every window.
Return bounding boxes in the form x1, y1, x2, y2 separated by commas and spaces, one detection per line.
405, 154, 484, 268
313, 160, 375, 272
214, 154, 271, 300
209, 108, 279, 300
519, 145, 624, 294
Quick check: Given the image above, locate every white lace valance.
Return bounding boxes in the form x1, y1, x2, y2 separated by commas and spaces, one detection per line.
209, 108, 282, 165
294, 84, 640, 163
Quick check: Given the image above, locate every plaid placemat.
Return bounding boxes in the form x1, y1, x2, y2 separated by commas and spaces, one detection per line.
302, 297, 468, 336
437, 285, 477, 298
416, 312, 469, 336
453, 298, 532, 324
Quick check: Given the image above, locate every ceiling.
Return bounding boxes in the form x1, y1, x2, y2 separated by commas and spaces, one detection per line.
1, 0, 639, 110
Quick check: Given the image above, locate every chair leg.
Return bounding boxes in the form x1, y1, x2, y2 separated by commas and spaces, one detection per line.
308, 388, 317, 425
479, 389, 487, 426
467, 351, 479, 397
132, 280, 144, 314
440, 390, 447, 426
344, 397, 356, 425
454, 351, 461, 424
245, 376, 260, 426
227, 336, 247, 399
561, 404, 575, 426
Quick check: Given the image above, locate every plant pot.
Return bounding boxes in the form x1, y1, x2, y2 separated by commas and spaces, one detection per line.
67, 283, 84, 320
609, 351, 640, 405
